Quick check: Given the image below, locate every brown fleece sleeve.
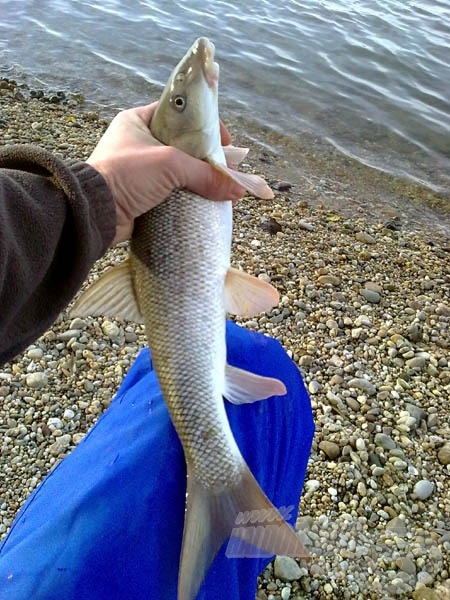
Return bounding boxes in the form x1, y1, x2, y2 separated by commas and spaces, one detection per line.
0, 144, 116, 364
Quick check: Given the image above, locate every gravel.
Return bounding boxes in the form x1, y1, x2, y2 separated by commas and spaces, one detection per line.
1, 78, 449, 598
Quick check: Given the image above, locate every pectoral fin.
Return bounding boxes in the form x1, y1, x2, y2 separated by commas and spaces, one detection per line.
224, 364, 287, 404
207, 158, 274, 199
70, 260, 144, 323
222, 145, 249, 168
224, 267, 279, 317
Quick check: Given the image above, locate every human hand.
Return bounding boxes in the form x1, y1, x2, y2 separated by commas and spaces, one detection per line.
87, 102, 245, 245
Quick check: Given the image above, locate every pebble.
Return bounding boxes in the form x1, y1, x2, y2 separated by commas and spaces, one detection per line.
48, 435, 71, 457
124, 331, 138, 343
355, 438, 366, 451
347, 377, 376, 395
437, 443, 450, 465
72, 433, 85, 445
374, 433, 396, 450
386, 517, 407, 536
355, 231, 377, 244
47, 417, 63, 431
346, 397, 360, 412
69, 317, 88, 330
261, 218, 282, 235
58, 329, 81, 341
405, 403, 427, 424
304, 480, 320, 493
355, 315, 372, 327
27, 347, 44, 360
280, 587, 291, 600
405, 356, 426, 370
396, 557, 416, 576
412, 589, 441, 600
298, 220, 315, 232
413, 480, 434, 500
365, 282, 383, 294
308, 380, 321, 394
317, 274, 341, 286
25, 372, 48, 389
318, 441, 341, 460
435, 302, 450, 316
361, 289, 381, 303
101, 320, 120, 339
273, 556, 303, 581
416, 571, 434, 586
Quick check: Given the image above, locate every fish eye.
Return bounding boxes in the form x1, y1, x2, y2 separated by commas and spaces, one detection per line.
171, 95, 186, 112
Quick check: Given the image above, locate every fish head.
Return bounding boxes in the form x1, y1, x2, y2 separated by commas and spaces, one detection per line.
151, 37, 221, 160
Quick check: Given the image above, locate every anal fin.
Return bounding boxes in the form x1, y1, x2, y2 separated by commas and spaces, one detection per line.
224, 364, 287, 404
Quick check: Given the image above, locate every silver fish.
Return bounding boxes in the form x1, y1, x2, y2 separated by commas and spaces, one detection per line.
72, 37, 307, 600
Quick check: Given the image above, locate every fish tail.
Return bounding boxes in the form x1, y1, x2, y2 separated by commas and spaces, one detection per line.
178, 463, 308, 600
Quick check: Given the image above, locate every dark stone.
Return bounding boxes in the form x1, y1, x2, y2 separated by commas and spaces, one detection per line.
274, 181, 293, 192
261, 218, 282, 235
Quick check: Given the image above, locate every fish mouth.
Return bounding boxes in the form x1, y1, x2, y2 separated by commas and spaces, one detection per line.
193, 37, 219, 88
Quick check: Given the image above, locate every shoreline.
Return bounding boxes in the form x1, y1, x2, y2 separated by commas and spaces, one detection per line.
1, 81, 449, 598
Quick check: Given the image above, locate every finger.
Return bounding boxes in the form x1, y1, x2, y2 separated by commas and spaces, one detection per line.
220, 121, 232, 146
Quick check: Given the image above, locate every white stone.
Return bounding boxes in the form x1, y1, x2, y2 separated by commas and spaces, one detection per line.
63, 409, 75, 420
274, 556, 303, 581
26, 372, 48, 389
413, 480, 434, 500
47, 417, 63, 431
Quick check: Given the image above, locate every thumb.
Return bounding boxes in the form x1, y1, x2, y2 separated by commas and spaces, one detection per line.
177, 155, 245, 202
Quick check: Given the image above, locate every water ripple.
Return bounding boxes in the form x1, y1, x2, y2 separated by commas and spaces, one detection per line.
0, 0, 449, 194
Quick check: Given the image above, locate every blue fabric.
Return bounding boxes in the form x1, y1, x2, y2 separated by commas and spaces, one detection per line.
0, 322, 314, 599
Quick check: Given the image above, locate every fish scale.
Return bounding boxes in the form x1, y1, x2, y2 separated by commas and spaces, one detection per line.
131, 190, 242, 489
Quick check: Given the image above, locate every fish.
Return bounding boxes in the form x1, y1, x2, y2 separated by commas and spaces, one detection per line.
71, 37, 308, 600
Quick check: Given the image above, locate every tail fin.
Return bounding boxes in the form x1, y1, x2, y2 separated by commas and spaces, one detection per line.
178, 463, 308, 600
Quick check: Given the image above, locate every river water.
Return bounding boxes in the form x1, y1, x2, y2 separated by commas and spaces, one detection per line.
1, 0, 450, 201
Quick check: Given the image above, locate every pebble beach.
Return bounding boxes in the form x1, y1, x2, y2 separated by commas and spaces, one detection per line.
0, 79, 449, 599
